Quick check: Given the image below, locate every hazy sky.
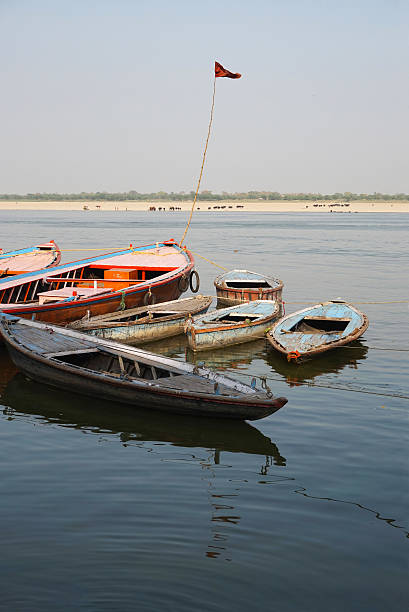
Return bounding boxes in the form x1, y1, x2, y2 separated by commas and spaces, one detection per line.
1, 0, 408, 194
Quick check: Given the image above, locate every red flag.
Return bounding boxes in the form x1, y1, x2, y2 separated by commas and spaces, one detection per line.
215, 61, 241, 79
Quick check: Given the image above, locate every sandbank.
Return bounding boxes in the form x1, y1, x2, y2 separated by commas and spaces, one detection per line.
0, 200, 408, 213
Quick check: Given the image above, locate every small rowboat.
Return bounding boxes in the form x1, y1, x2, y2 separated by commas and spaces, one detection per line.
0, 241, 61, 276
69, 295, 213, 344
0, 314, 287, 421
214, 269, 283, 308
266, 300, 369, 361
185, 300, 280, 352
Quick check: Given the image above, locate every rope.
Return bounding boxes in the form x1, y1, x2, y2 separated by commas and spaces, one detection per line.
189, 250, 228, 270
283, 300, 409, 305
222, 367, 409, 400
213, 335, 409, 351
181, 253, 409, 306
57, 248, 126, 252
180, 77, 217, 246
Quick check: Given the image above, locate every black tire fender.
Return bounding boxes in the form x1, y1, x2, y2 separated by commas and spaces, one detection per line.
189, 270, 200, 293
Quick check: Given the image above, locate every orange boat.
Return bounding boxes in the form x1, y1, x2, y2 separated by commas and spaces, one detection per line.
0, 241, 61, 276
0, 239, 196, 325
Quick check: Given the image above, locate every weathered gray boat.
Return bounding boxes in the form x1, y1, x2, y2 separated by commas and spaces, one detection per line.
185, 300, 280, 352
266, 300, 369, 361
69, 295, 212, 344
0, 314, 287, 420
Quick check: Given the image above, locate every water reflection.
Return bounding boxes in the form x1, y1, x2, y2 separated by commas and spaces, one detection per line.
2, 372, 285, 463
2, 371, 287, 563
266, 342, 368, 386
146, 334, 369, 388
0, 346, 18, 393
147, 334, 268, 369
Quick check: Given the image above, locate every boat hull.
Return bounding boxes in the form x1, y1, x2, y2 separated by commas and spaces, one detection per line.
89, 305, 211, 344
216, 286, 283, 308
1, 318, 287, 421
186, 300, 280, 352
2, 275, 183, 324
187, 320, 273, 351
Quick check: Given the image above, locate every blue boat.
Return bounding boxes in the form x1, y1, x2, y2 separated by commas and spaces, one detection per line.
266, 300, 369, 361
185, 300, 280, 352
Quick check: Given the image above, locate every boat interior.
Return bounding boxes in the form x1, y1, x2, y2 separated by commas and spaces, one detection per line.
224, 280, 271, 289
0, 261, 178, 306
99, 309, 183, 324
49, 347, 236, 395
36, 244, 56, 251
289, 317, 351, 334
204, 312, 261, 325
51, 348, 181, 380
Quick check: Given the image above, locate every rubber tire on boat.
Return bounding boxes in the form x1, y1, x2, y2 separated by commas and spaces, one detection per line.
189, 270, 200, 293
178, 274, 189, 293
143, 291, 156, 306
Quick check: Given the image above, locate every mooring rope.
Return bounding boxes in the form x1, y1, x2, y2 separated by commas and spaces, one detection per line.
188, 250, 229, 270
180, 77, 217, 246
222, 368, 409, 400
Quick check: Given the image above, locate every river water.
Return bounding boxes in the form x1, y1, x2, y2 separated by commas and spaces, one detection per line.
0, 211, 408, 611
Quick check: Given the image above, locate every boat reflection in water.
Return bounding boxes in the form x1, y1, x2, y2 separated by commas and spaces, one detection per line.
2, 370, 286, 562
0, 346, 18, 393
147, 334, 268, 370
2, 372, 285, 464
266, 341, 368, 386
146, 334, 369, 391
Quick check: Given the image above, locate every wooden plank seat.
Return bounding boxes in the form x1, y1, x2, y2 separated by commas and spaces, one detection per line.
38, 287, 111, 305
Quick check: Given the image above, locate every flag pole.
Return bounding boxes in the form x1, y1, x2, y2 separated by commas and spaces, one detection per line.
180, 76, 217, 246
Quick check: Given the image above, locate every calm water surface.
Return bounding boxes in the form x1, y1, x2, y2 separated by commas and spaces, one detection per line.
0, 211, 408, 611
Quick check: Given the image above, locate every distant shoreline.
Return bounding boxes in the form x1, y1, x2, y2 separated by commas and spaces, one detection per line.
0, 200, 408, 213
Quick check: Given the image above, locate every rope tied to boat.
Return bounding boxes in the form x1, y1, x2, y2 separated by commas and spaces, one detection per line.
287, 350, 301, 362
119, 291, 126, 311
260, 375, 273, 398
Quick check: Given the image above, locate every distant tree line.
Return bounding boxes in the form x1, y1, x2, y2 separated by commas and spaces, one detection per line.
0, 190, 408, 202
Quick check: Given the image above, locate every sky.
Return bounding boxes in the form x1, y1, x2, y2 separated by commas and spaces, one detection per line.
0, 0, 408, 194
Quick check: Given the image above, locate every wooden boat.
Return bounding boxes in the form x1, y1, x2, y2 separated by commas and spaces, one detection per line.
185, 300, 280, 352
214, 269, 283, 308
266, 300, 369, 361
0, 314, 288, 421
0, 240, 195, 325
69, 295, 213, 344
0, 241, 61, 276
